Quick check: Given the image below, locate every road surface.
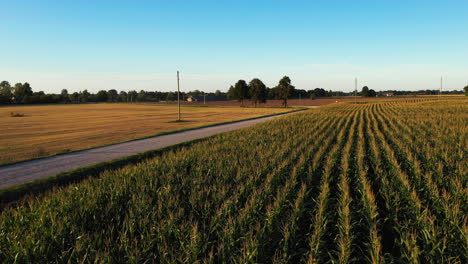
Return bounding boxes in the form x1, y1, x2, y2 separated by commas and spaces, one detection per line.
0, 111, 305, 189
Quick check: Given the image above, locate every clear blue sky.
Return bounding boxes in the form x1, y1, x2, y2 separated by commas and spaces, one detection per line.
1, 0, 467, 93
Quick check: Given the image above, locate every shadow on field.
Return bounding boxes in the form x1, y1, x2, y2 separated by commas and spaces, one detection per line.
166, 120, 193, 123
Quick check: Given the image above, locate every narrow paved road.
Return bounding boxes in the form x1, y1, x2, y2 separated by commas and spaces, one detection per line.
0, 111, 304, 189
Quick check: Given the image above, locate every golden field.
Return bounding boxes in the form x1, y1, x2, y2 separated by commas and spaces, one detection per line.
0, 103, 292, 165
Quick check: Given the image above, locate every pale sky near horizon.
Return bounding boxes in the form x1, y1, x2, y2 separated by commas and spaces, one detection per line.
1, 0, 467, 93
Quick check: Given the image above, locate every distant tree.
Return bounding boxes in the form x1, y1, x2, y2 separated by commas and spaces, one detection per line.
39, 94, 51, 104
61, 89, 69, 102
267, 87, 276, 99
233, 80, 250, 106
361, 86, 369, 97
0, 81, 12, 96
137, 90, 146, 102
13, 83, 23, 97
189, 90, 202, 96
0, 94, 10, 104
51, 94, 61, 103
249, 78, 267, 107
79, 89, 90, 102
293, 89, 307, 99
118, 91, 128, 102
215, 90, 222, 96
368, 89, 377, 97
166, 92, 175, 101
108, 89, 118, 102
277, 76, 295, 107
312, 88, 327, 97
0, 81, 10, 88
145, 91, 158, 101
23, 83, 33, 96
22, 95, 33, 104
128, 90, 138, 102
14, 82, 33, 98
227, 85, 236, 100
69, 92, 79, 103
464, 85, 468, 96
96, 90, 108, 102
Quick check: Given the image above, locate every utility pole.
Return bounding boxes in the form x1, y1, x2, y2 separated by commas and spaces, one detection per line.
354, 78, 357, 103
439, 76, 442, 100
204, 93, 206, 105
177, 71, 181, 121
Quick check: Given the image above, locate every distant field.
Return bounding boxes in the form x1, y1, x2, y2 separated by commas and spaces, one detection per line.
1, 98, 466, 263
0, 104, 292, 165
157, 95, 463, 107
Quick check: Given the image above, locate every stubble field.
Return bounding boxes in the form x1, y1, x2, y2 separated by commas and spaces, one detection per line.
0, 104, 292, 165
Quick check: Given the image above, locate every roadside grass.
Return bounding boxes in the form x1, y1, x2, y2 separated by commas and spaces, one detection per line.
0, 138, 206, 209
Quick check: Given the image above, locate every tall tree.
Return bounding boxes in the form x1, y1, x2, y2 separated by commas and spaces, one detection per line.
249, 78, 267, 107
361, 86, 369, 97
13, 82, 33, 98
0, 81, 12, 96
119, 91, 128, 102
233, 80, 250, 106
96, 90, 108, 102
13, 83, 23, 97
79, 90, 90, 102
464, 85, 468, 96
107, 89, 118, 102
277, 76, 295, 107
0, 81, 10, 89
61, 89, 69, 102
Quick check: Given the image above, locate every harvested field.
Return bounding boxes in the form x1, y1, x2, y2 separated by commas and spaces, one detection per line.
0, 104, 292, 165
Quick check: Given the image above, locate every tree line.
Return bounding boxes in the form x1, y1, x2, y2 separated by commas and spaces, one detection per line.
227, 77, 341, 107
0, 81, 226, 105
226, 77, 465, 107
1, 80, 465, 105
227, 76, 296, 107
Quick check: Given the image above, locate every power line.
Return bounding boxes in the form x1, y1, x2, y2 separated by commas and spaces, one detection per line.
439, 76, 442, 100
354, 78, 357, 103
177, 71, 181, 121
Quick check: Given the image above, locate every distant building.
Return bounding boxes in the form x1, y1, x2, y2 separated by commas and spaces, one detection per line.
187, 95, 227, 102
385, 92, 394, 97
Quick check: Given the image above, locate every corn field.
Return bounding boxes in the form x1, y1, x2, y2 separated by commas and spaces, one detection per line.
0, 99, 467, 263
